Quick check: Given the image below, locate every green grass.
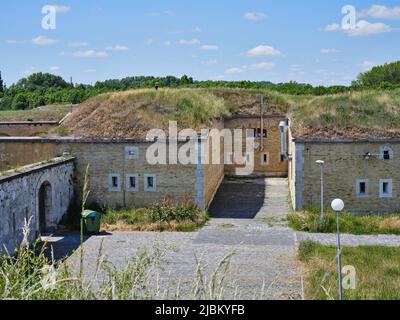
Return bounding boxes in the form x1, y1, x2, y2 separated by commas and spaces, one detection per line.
288, 88, 400, 137
0, 104, 74, 122
299, 241, 400, 300
289, 207, 400, 235
101, 197, 209, 232
0, 219, 240, 300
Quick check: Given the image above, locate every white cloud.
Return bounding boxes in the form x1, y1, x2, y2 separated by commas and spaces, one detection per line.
6, 40, 26, 44
163, 40, 172, 46
243, 12, 267, 21
106, 45, 129, 51
32, 35, 59, 45
246, 45, 282, 57
321, 48, 340, 54
165, 10, 175, 16
144, 39, 153, 45
225, 62, 275, 74
225, 67, 246, 74
322, 23, 341, 32
322, 20, 392, 36
346, 20, 392, 36
201, 59, 218, 66
68, 42, 88, 47
249, 62, 275, 70
49, 66, 60, 71
65, 50, 108, 58
177, 39, 201, 45
359, 5, 400, 20
200, 44, 219, 51
52, 5, 71, 13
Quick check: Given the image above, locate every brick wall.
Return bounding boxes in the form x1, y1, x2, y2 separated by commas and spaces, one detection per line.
297, 141, 400, 213
224, 115, 288, 177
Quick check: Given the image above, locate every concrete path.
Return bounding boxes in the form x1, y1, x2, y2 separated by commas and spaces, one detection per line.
297, 232, 400, 247
45, 178, 303, 300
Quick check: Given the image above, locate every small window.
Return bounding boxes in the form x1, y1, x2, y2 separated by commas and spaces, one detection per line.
356, 179, 368, 197
380, 179, 393, 198
144, 174, 157, 192
261, 153, 269, 166
256, 128, 268, 138
384, 150, 390, 160
380, 146, 393, 160
112, 177, 118, 187
126, 174, 139, 192
108, 174, 121, 192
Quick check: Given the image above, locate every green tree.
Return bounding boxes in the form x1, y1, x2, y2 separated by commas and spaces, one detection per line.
356, 61, 400, 87
12, 93, 30, 110
0, 71, 4, 92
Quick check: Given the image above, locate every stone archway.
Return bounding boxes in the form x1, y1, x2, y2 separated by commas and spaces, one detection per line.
38, 181, 52, 234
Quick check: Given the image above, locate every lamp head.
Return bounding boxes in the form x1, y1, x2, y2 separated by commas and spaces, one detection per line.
331, 199, 345, 212
316, 160, 325, 165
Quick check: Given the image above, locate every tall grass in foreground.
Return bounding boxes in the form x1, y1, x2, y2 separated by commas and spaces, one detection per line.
299, 241, 400, 300
0, 218, 269, 300
289, 207, 400, 235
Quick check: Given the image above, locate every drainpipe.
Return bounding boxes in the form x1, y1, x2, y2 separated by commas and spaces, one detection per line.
260, 95, 264, 151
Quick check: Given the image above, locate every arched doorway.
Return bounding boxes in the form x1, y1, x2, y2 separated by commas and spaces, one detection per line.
38, 181, 52, 234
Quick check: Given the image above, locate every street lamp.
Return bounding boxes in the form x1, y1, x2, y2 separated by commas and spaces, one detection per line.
331, 198, 345, 301
316, 160, 325, 223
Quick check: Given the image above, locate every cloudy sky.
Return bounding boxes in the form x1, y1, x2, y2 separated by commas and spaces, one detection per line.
1, 0, 400, 86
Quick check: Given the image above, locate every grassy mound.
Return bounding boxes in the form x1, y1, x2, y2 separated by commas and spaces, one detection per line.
0, 104, 74, 122
54, 87, 400, 139
289, 89, 400, 138
59, 89, 232, 137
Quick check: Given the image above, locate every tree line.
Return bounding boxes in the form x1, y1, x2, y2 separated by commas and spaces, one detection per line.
1, 60, 399, 111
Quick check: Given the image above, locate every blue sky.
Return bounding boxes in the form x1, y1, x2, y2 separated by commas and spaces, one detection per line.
1, 0, 400, 86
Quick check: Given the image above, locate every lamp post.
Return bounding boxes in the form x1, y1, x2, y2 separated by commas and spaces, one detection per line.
331, 198, 345, 301
316, 160, 325, 223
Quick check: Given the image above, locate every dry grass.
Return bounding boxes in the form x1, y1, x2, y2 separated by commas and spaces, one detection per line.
0, 104, 75, 122
60, 89, 231, 138
289, 208, 400, 235
288, 89, 400, 138
299, 242, 400, 300
14, 87, 398, 139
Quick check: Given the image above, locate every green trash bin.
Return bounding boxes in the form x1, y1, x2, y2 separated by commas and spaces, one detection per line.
82, 210, 101, 234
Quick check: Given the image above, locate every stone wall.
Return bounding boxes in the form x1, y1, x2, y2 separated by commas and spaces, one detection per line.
0, 138, 201, 210
224, 115, 288, 177
295, 139, 400, 213
0, 157, 74, 254
0, 122, 59, 137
